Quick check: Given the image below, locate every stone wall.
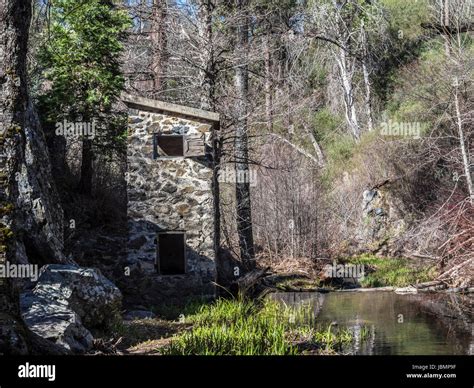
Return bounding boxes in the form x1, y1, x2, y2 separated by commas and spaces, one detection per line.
125, 107, 216, 306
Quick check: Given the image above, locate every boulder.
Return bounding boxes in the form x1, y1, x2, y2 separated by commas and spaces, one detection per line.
33, 265, 122, 328
20, 264, 122, 354
20, 291, 93, 354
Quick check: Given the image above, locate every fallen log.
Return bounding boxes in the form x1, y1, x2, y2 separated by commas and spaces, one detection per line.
394, 286, 418, 294
445, 287, 474, 293
261, 272, 311, 285
405, 252, 440, 261
416, 285, 447, 292
414, 280, 445, 288
437, 258, 473, 280
235, 267, 271, 296
337, 286, 395, 292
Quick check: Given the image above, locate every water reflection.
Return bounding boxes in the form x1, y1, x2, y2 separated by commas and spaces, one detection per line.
269, 291, 472, 355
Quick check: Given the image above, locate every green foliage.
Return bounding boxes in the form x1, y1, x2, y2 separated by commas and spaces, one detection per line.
369, 0, 429, 102
312, 323, 368, 351
38, 0, 131, 114
0, 202, 14, 218
344, 255, 437, 287
0, 204, 14, 250
37, 0, 131, 152
311, 109, 360, 185
313, 109, 355, 166
386, 37, 473, 138
0, 224, 13, 253
312, 108, 342, 143
380, 0, 430, 40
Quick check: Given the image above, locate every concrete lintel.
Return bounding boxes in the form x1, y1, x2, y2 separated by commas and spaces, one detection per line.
122, 93, 220, 124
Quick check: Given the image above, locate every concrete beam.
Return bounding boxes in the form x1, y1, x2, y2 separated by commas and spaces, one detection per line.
122, 93, 220, 123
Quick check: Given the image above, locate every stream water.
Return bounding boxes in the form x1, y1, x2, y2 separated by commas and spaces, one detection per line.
269, 291, 473, 355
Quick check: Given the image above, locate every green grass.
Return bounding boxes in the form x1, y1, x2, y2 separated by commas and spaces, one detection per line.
163, 298, 368, 355
312, 323, 370, 352
344, 255, 437, 288
163, 298, 297, 355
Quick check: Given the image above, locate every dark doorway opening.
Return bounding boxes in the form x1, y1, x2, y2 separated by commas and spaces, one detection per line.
157, 232, 186, 275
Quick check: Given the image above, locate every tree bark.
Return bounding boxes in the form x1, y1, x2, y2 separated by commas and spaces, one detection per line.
151, 0, 168, 96
360, 21, 373, 132
268, 133, 322, 166
197, 0, 222, 265
362, 61, 373, 132
264, 34, 273, 132
0, 0, 38, 354
78, 137, 93, 196
234, 0, 255, 270
335, 47, 360, 140
453, 77, 474, 204
302, 124, 325, 166
198, 0, 215, 111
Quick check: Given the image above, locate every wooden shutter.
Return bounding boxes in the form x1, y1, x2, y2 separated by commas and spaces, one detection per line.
184, 132, 205, 157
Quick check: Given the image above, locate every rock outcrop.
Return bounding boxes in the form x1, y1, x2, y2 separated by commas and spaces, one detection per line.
15, 106, 65, 263
1, 0, 65, 355
358, 187, 406, 255
21, 265, 122, 353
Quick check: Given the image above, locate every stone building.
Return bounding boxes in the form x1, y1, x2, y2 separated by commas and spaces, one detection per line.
122, 94, 219, 304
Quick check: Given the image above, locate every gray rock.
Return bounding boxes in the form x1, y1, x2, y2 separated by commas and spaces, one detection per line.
123, 310, 156, 321
33, 265, 122, 328
20, 264, 122, 354
161, 182, 177, 194
129, 235, 147, 250
21, 292, 93, 354
358, 188, 406, 255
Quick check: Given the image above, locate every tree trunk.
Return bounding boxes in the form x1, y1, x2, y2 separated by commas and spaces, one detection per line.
442, 0, 450, 56
453, 77, 474, 204
303, 124, 325, 166
197, 0, 222, 265
360, 21, 373, 132
362, 61, 373, 132
78, 137, 93, 196
198, 0, 215, 111
151, 0, 168, 96
334, 47, 360, 140
0, 0, 41, 354
234, 0, 255, 270
264, 34, 273, 132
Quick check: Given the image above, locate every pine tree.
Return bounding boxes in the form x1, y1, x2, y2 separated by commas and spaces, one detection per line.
38, 0, 131, 196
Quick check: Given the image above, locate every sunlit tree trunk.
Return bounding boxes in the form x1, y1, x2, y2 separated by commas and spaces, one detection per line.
453, 77, 474, 204
264, 34, 273, 132
197, 0, 222, 261
335, 47, 360, 140
360, 21, 373, 132
151, 0, 168, 96
234, 0, 255, 270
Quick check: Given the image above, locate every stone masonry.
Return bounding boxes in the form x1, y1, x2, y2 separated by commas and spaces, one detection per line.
123, 95, 219, 306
